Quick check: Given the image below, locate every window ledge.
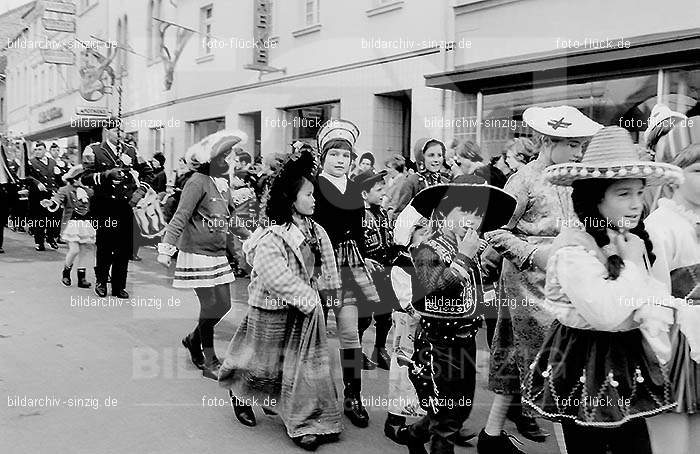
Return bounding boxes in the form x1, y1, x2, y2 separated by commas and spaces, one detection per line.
366, 1, 405, 17
196, 54, 215, 64
292, 23, 322, 38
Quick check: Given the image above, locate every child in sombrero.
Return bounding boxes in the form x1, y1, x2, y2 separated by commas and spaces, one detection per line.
522, 126, 684, 454
394, 183, 517, 454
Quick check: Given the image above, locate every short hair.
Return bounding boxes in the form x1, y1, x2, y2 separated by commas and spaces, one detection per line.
672, 143, 700, 169
385, 154, 406, 172
153, 152, 166, 167
320, 138, 353, 164
235, 149, 252, 165
456, 140, 483, 163
34, 141, 46, 149
503, 137, 536, 161
358, 152, 374, 166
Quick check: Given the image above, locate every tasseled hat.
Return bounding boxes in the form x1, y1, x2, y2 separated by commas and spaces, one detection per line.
544, 126, 684, 187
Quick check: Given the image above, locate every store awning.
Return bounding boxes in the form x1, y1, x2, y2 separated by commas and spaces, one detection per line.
425, 28, 700, 94
22, 117, 108, 142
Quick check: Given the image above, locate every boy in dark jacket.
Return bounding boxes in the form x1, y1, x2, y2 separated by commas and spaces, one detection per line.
355, 169, 400, 370
395, 184, 516, 454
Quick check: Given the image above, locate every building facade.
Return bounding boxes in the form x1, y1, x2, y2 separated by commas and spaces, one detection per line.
4, 0, 698, 169
427, 0, 700, 158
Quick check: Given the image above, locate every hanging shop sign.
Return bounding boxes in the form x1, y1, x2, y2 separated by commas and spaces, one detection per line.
43, 18, 76, 33
44, 1, 77, 15
75, 106, 110, 117
41, 49, 75, 65
38, 107, 63, 124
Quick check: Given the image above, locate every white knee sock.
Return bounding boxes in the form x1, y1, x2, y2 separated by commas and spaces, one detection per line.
484, 394, 514, 436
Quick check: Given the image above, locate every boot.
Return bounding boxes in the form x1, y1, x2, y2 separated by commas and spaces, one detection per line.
202, 347, 221, 380
229, 390, 256, 427
181, 331, 205, 370
506, 397, 549, 442
395, 425, 428, 454
94, 266, 107, 297
371, 346, 391, 370
61, 265, 72, 287
476, 429, 526, 454
340, 348, 369, 428
384, 413, 406, 443
430, 435, 455, 454
77, 268, 91, 288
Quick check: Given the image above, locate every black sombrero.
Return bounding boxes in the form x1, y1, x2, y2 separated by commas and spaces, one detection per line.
410, 183, 516, 232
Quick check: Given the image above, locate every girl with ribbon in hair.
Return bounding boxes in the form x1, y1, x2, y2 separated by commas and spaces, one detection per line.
157, 130, 245, 380
218, 145, 342, 451
646, 143, 700, 454
312, 119, 378, 428
522, 126, 683, 454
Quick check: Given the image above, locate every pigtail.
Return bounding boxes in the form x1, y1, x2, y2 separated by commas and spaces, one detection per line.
630, 218, 656, 267
582, 218, 625, 280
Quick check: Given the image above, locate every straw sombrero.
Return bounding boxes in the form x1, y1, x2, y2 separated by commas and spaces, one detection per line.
544, 126, 684, 187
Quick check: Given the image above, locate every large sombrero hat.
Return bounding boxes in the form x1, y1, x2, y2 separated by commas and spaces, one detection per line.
523, 105, 602, 138
394, 184, 516, 243
544, 126, 684, 187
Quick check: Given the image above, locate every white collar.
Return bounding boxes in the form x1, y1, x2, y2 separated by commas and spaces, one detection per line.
320, 171, 347, 193
42, 152, 52, 162
106, 141, 118, 154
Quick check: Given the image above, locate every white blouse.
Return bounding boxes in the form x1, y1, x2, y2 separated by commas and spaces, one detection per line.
545, 245, 675, 363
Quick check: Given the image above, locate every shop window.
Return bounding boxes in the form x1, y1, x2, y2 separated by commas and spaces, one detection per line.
479, 73, 658, 157
190, 117, 225, 144
661, 68, 700, 118
285, 102, 339, 147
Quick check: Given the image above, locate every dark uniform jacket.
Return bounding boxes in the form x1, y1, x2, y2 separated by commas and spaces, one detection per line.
80, 141, 144, 215
27, 156, 60, 193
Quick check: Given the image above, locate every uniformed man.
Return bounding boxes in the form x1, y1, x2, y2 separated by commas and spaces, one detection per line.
80, 122, 149, 298
27, 142, 61, 250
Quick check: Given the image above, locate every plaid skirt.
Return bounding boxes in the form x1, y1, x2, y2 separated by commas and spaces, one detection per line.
336, 240, 379, 307
172, 252, 234, 288
218, 305, 342, 438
